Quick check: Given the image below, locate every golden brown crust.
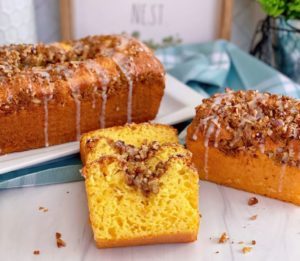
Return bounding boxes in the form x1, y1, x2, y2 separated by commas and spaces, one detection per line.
95, 232, 198, 248
0, 35, 165, 154
187, 89, 300, 205
191, 89, 300, 167
0, 35, 164, 111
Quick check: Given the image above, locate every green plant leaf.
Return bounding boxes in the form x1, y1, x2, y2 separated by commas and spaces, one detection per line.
258, 0, 286, 17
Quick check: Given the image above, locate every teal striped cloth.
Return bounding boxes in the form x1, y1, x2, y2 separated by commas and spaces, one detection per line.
1, 40, 299, 188
156, 40, 300, 97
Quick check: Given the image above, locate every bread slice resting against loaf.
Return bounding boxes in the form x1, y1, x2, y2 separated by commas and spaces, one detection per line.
187, 89, 300, 205
80, 123, 200, 248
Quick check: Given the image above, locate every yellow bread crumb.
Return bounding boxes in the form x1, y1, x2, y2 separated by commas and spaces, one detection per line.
81, 123, 199, 248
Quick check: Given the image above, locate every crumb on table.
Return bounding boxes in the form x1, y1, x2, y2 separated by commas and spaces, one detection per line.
248, 197, 258, 206
218, 232, 229, 243
250, 214, 258, 220
33, 250, 40, 255
55, 232, 66, 248
38, 206, 48, 212
242, 247, 253, 254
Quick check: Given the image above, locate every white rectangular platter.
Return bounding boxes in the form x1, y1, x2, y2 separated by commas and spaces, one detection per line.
0, 74, 205, 175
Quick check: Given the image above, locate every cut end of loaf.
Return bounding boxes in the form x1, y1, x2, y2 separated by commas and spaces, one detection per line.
81, 123, 199, 248
84, 154, 199, 248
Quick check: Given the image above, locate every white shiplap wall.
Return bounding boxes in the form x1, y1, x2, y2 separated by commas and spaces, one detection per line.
33, 0, 264, 50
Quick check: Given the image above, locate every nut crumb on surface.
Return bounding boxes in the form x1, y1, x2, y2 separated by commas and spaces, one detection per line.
238, 241, 244, 244
250, 214, 258, 220
38, 206, 48, 212
55, 232, 66, 248
251, 240, 256, 245
242, 247, 253, 254
218, 232, 229, 243
33, 250, 40, 255
215, 251, 220, 254
248, 197, 258, 206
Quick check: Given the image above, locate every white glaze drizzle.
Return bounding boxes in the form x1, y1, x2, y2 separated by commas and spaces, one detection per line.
74, 95, 81, 140
214, 127, 221, 148
43, 95, 49, 147
84, 60, 109, 128
203, 123, 215, 179
32, 68, 53, 147
101, 35, 135, 124
278, 164, 286, 193
91, 86, 97, 109
297, 146, 300, 169
62, 67, 81, 140
192, 91, 232, 141
112, 53, 134, 123
259, 144, 265, 154
278, 143, 295, 192
6, 85, 13, 103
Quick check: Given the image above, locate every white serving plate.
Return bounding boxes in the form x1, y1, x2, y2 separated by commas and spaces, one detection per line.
0, 74, 205, 175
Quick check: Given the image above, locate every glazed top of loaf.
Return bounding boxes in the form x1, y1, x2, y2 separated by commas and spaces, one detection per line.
0, 35, 164, 114
191, 89, 300, 167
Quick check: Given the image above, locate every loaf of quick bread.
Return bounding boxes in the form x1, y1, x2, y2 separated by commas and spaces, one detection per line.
187, 89, 300, 205
81, 123, 200, 248
0, 35, 164, 154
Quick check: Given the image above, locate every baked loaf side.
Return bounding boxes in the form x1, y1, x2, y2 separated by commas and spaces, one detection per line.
0, 35, 165, 154
83, 141, 199, 248
80, 122, 179, 165
187, 89, 300, 205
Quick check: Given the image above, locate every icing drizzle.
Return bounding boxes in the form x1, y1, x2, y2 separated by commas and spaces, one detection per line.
84, 60, 109, 128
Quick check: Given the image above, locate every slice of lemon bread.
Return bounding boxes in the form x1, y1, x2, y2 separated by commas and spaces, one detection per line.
80, 123, 179, 164
82, 129, 199, 248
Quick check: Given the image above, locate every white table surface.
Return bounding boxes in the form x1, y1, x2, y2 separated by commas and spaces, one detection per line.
1, 180, 299, 261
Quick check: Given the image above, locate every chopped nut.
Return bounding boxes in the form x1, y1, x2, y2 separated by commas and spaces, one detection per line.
218, 232, 229, 243
55, 232, 66, 248
251, 240, 256, 245
113, 140, 166, 195
238, 241, 244, 244
242, 246, 252, 254
193, 90, 300, 167
248, 197, 258, 206
38, 206, 48, 212
32, 98, 42, 104
249, 214, 258, 220
33, 250, 40, 255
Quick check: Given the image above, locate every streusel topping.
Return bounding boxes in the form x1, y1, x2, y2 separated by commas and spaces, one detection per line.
192, 89, 300, 167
